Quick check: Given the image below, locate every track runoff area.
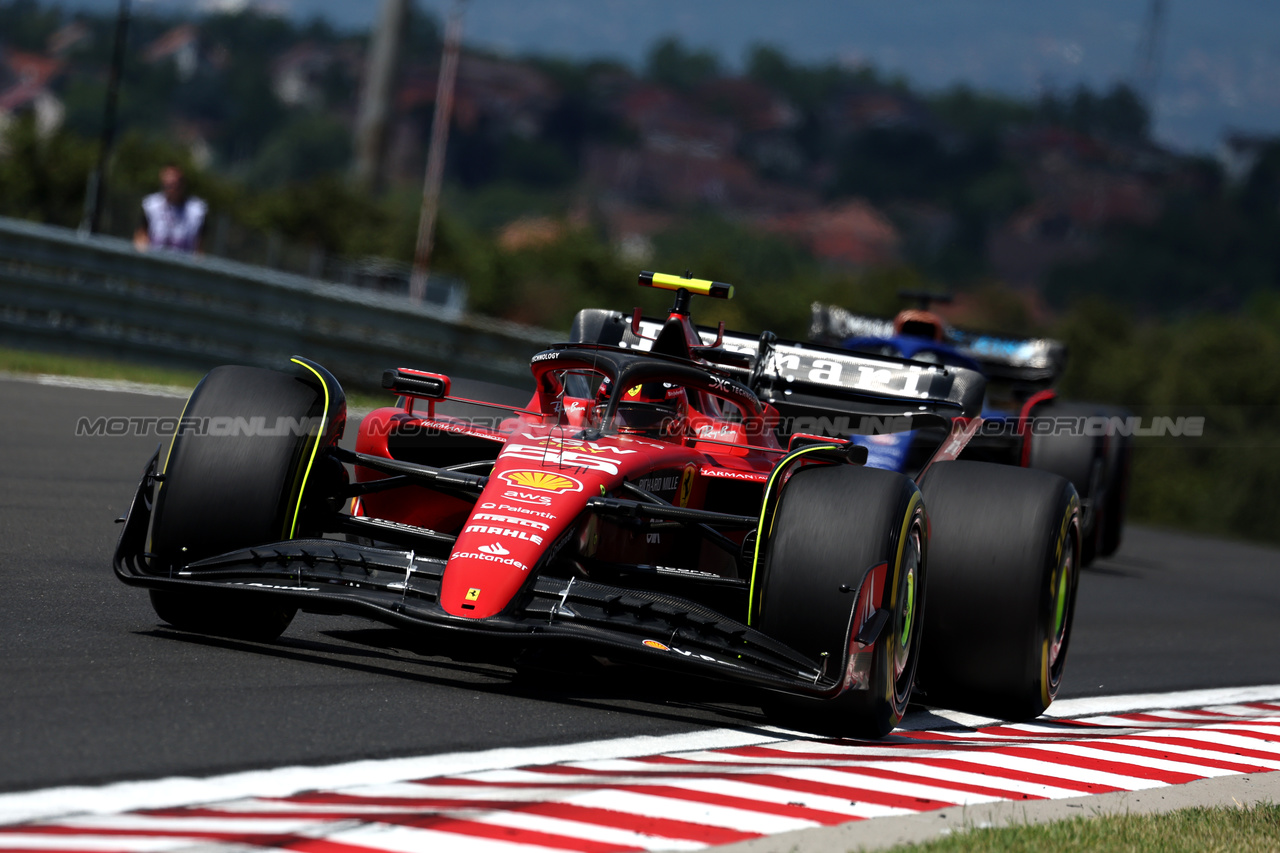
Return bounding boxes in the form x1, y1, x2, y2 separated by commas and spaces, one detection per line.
3, 686, 1280, 853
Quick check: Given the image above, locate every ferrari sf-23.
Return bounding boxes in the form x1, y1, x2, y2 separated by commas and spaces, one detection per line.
114, 272, 1081, 736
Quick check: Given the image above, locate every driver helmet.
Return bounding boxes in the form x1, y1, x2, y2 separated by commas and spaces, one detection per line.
609, 380, 686, 436
893, 309, 945, 342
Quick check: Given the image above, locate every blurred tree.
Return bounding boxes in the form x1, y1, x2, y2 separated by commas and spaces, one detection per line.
0, 0, 62, 51
402, 0, 442, 60
439, 182, 568, 234
647, 215, 920, 337
0, 116, 95, 226
957, 281, 1038, 335
831, 127, 949, 202
298, 15, 338, 42
493, 136, 576, 189
529, 57, 634, 169
1238, 140, 1280, 218
646, 36, 720, 92
246, 113, 353, 187
745, 43, 881, 174
745, 43, 879, 113
246, 176, 384, 254
316, 52, 358, 110
1037, 83, 1149, 141
198, 11, 296, 165
1046, 179, 1279, 314
928, 85, 1032, 138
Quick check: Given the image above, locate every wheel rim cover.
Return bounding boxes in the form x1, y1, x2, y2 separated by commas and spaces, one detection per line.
900, 567, 915, 648
894, 529, 921, 682
1049, 537, 1073, 668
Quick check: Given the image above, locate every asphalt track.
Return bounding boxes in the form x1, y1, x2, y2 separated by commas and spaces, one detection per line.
2, 377, 1279, 795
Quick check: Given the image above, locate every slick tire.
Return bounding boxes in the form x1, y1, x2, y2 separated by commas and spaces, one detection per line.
918, 461, 1080, 721
149, 364, 336, 642
757, 463, 925, 738
1025, 401, 1105, 565
1095, 405, 1133, 559
149, 589, 296, 644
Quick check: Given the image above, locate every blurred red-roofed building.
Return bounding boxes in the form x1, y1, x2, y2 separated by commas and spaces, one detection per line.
760, 200, 901, 267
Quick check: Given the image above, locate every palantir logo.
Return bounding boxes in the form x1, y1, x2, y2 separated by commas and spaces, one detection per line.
478, 542, 510, 556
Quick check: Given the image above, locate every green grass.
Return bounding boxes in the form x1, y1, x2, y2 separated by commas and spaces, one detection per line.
0, 346, 391, 410
885, 803, 1280, 853
0, 345, 202, 388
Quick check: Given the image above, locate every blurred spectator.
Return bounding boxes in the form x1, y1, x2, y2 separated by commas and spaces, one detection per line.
134, 165, 207, 253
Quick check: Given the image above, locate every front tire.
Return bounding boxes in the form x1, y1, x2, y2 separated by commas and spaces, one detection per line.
918, 461, 1079, 720
149, 363, 343, 641
149, 589, 297, 643
756, 463, 925, 738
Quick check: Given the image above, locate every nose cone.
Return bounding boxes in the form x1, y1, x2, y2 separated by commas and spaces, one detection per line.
440, 432, 652, 618
440, 466, 595, 618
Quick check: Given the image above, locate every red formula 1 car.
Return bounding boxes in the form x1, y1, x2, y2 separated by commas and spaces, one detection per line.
114, 272, 1081, 735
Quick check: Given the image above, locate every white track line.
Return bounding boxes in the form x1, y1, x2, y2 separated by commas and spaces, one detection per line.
3, 685, 1280, 828
1048, 685, 1280, 719
0, 373, 191, 399
0, 730, 783, 827
0, 835, 188, 851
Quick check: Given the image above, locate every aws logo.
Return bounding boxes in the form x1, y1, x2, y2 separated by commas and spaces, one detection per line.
498, 470, 583, 494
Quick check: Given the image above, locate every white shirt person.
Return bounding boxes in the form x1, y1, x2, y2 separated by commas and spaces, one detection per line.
134, 166, 207, 254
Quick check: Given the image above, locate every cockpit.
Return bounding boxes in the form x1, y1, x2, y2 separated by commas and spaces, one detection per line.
531, 346, 767, 447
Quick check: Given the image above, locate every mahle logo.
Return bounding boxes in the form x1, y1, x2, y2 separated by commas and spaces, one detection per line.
499, 470, 583, 493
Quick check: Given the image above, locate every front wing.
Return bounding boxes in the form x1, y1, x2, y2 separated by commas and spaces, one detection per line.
114, 452, 863, 699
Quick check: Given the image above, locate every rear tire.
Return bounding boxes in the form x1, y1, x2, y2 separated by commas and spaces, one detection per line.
1025, 401, 1104, 565
918, 461, 1079, 721
1095, 405, 1133, 558
757, 463, 925, 738
149, 364, 341, 641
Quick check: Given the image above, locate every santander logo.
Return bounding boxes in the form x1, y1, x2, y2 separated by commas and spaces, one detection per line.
478, 542, 510, 556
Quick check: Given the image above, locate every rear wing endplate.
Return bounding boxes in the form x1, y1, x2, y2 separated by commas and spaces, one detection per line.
810, 302, 1066, 384
621, 316, 984, 419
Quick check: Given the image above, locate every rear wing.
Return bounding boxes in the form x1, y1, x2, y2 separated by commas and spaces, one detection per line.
810, 302, 1066, 385
612, 314, 984, 421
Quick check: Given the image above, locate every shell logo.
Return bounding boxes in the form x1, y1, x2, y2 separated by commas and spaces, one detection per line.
499, 469, 583, 493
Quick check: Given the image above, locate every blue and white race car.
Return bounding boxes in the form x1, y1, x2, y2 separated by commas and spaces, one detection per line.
811, 295, 1130, 564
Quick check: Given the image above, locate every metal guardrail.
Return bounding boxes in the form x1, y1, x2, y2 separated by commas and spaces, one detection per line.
0, 216, 556, 390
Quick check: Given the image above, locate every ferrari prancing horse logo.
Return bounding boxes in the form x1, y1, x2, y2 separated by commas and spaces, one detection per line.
677, 464, 696, 507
